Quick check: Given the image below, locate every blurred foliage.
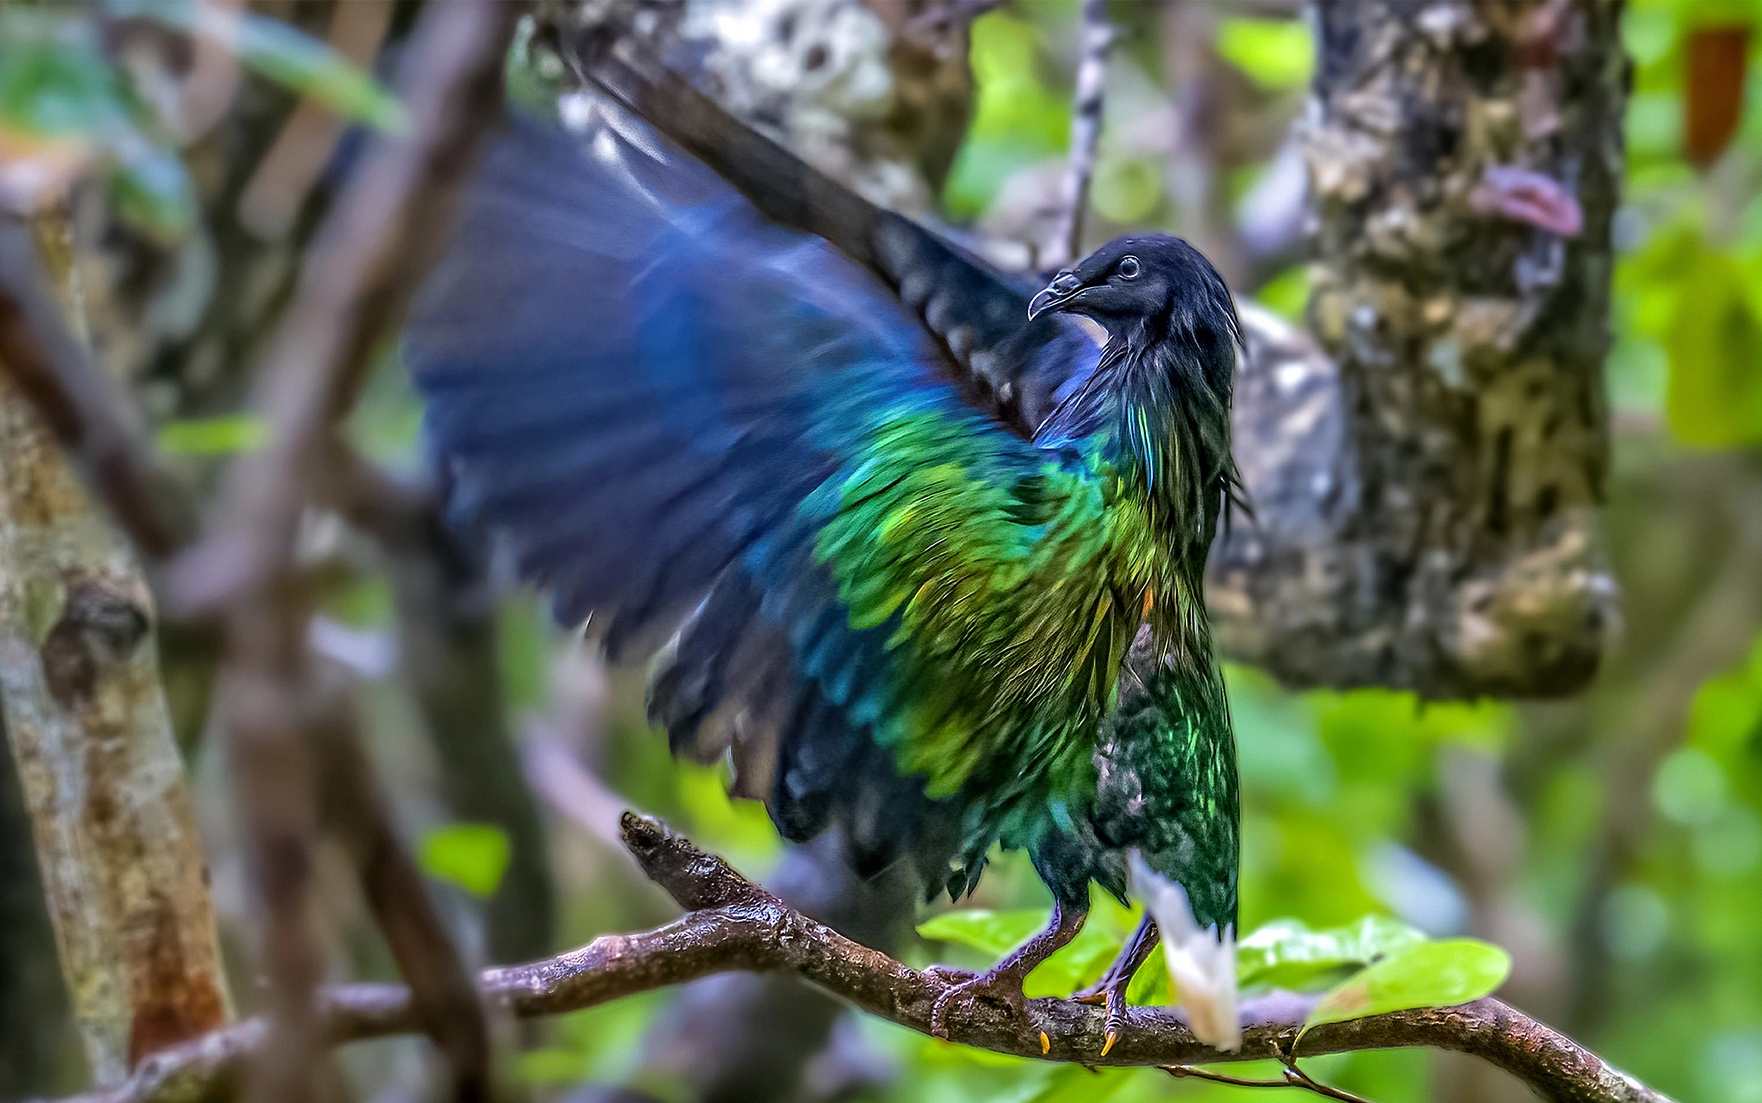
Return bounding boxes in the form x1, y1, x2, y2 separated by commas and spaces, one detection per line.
156, 414, 266, 456
118, 0, 406, 132
1214, 17, 1313, 93
0, 1, 397, 239
1616, 0, 1762, 446
419, 822, 513, 901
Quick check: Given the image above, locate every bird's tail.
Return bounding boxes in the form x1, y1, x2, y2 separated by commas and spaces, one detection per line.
1129, 851, 1241, 1052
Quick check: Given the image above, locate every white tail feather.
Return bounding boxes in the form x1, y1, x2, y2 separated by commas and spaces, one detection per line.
1129, 851, 1241, 1051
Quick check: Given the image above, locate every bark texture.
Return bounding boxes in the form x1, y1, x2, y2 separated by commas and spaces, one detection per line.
0, 215, 230, 1087
1209, 0, 1625, 696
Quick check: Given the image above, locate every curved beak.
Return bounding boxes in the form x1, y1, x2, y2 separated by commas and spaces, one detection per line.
1028, 271, 1084, 320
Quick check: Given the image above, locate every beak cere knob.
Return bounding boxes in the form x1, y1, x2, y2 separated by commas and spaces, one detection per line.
1028, 272, 1084, 320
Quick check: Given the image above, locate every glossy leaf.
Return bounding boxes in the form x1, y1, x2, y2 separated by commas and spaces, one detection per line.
1125, 945, 1169, 1005
1022, 922, 1124, 998
1238, 915, 1426, 988
918, 909, 1047, 958
419, 822, 512, 899
916, 907, 1129, 998
1302, 938, 1511, 1033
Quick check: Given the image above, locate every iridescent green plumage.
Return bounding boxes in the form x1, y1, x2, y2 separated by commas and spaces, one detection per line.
404, 75, 1242, 1043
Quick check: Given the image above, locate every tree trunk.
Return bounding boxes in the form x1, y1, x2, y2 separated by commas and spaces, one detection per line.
0, 213, 231, 1087
1209, 0, 1626, 696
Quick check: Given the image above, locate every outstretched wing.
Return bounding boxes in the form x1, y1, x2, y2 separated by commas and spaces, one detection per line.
575, 36, 1101, 437
405, 112, 1088, 889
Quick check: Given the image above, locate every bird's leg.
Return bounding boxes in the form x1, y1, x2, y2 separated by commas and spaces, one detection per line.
1071, 914, 1160, 1055
929, 900, 1087, 1039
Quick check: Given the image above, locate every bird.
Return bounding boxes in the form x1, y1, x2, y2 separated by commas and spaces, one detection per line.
403, 36, 1241, 1050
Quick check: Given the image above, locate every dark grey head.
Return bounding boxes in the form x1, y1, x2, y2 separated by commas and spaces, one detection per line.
1028, 235, 1239, 355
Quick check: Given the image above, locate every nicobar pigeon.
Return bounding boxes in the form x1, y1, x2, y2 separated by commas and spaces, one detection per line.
403, 41, 1243, 1051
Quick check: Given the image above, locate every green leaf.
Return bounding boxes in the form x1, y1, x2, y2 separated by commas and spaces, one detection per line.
119, 1, 405, 132
1254, 266, 1310, 322
227, 13, 406, 131
0, 19, 195, 237
1302, 938, 1511, 1032
1091, 159, 1162, 225
1238, 915, 1426, 989
1125, 945, 1168, 1005
1023, 921, 1124, 998
419, 822, 512, 899
157, 415, 267, 456
1216, 17, 1314, 91
918, 909, 1047, 958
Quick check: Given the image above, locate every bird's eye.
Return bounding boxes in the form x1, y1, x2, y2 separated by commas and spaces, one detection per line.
1117, 256, 1141, 280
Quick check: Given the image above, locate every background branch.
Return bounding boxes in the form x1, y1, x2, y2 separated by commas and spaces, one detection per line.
0, 209, 230, 1088
1043, 0, 1113, 269
182, 3, 521, 1099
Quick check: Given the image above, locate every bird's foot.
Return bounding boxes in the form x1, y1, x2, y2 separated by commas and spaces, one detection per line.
1072, 915, 1161, 1055
1100, 977, 1131, 1056
926, 900, 1088, 1040
929, 963, 1029, 1039
1066, 975, 1134, 1055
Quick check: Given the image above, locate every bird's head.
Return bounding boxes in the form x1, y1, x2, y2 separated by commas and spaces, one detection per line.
1028, 235, 1238, 355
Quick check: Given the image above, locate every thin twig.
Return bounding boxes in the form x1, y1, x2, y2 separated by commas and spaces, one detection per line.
311, 685, 493, 1101
65, 816, 1675, 1103
1046, 0, 1113, 269
1281, 1059, 1379, 1103
1164, 1061, 1377, 1103
1165, 1064, 1298, 1090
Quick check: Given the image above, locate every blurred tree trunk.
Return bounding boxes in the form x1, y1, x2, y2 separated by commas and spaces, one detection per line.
1210, 0, 1626, 697
0, 213, 231, 1087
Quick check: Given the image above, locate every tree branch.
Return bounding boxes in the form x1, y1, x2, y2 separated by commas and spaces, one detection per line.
66, 815, 1674, 1103
1044, 0, 1113, 270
